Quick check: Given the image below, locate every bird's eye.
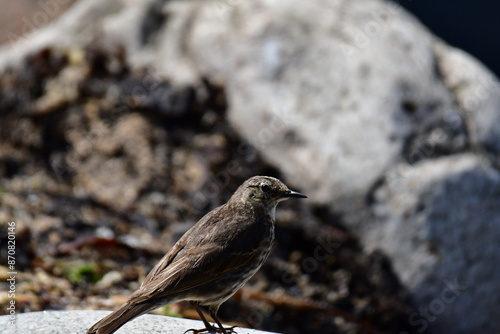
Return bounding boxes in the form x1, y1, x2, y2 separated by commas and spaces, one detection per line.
261, 185, 271, 193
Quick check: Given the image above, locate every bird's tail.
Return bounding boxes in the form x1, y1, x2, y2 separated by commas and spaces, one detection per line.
86, 302, 153, 334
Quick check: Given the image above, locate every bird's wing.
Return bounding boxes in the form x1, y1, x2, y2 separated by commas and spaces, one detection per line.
129, 206, 267, 304
140, 205, 228, 288
131, 241, 262, 304
140, 238, 186, 288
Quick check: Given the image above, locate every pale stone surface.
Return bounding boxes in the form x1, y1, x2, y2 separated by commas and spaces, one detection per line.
370, 154, 500, 333
0, 310, 277, 334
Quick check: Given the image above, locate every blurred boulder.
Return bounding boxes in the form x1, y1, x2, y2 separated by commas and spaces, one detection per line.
371, 154, 500, 333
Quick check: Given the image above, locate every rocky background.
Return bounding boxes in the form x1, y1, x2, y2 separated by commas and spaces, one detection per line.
0, 1, 499, 334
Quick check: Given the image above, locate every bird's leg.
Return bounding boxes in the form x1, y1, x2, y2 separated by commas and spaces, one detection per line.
184, 302, 221, 334
210, 309, 238, 334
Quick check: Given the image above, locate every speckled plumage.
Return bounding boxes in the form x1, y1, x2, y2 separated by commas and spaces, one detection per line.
87, 176, 306, 334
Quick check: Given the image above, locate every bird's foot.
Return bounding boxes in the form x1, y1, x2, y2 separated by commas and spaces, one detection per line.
184, 325, 238, 334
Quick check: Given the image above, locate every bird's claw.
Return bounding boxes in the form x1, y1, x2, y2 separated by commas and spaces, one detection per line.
222, 326, 238, 334
184, 326, 238, 334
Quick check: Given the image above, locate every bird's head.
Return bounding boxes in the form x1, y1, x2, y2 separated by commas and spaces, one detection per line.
231, 176, 307, 211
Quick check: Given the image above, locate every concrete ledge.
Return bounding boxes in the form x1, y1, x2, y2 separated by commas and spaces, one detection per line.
0, 310, 278, 334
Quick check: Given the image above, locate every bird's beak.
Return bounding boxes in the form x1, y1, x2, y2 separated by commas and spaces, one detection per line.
282, 189, 307, 198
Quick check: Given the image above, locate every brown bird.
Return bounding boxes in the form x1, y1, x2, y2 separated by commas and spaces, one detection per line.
87, 176, 306, 334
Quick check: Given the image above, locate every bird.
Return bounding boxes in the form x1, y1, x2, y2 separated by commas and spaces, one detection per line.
87, 175, 307, 334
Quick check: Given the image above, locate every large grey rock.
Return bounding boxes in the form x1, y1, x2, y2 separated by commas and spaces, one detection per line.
0, 310, 276, 334
371, 154, 500, 333
157, 0, 468, 205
